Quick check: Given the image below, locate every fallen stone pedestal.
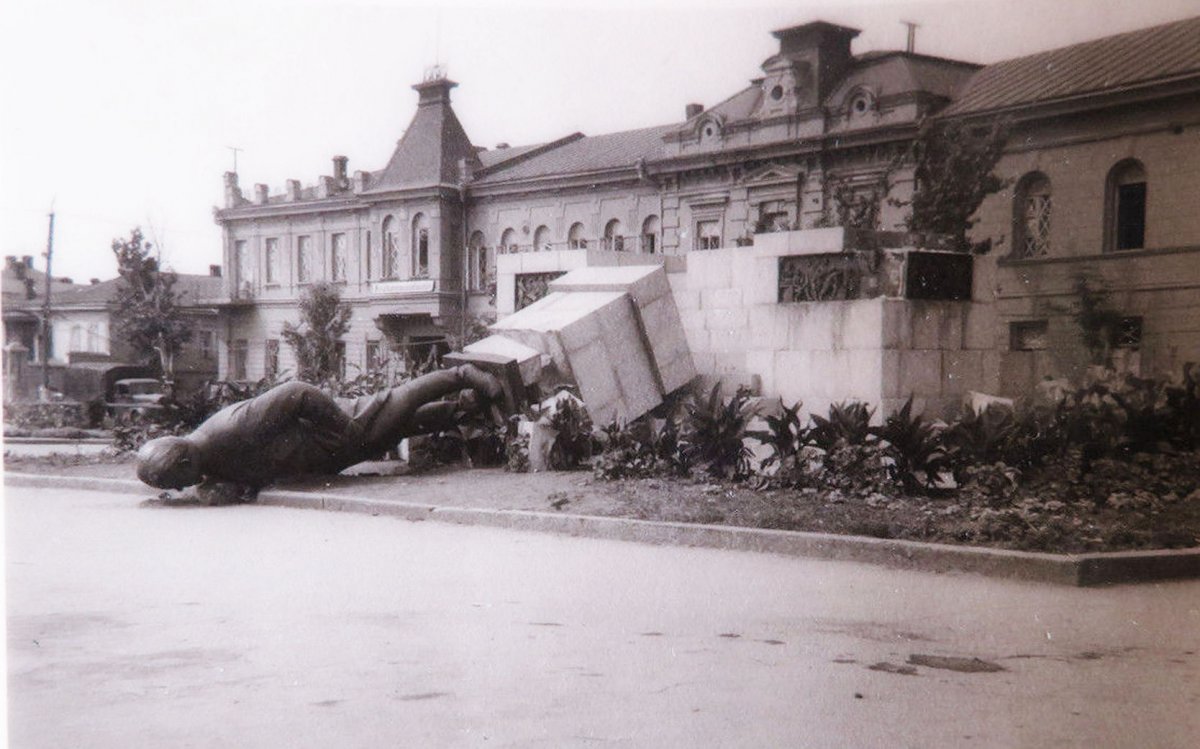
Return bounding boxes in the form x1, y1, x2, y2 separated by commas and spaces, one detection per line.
453, 265, 695, 425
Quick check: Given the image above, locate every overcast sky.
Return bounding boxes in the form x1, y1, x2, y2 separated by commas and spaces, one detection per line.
2, 0, 1196, 283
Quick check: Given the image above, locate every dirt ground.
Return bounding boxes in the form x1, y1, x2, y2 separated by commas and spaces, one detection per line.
6, 450, 1199, 554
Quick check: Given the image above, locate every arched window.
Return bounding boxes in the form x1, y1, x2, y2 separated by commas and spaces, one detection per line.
500, 228, 518, 254
1013, 172, 1052, 258
467, 230, 486, 291
1106, 159, 1147, 251
604, 218, 623, 252
381, 216, 398, 279
411, 213, 429, 278
641, 215, 660, 254
533, 225, 551, 252
567, 222, 587, 250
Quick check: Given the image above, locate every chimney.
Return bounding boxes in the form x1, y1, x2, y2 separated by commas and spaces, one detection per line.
209, 264, 222, 277
353, 170, 370, 193
458, 157, 474, 184
685, 103, 704, 119
768, 22, 860, 103
90, 278, 100, 285
254, 183, 269, 205
22, 255, 33, 269
285, 179, 301, 202
223, 171, 242, 208
333, 155, 349, 185
317, 175, 335, 199
495, 142, 510, 150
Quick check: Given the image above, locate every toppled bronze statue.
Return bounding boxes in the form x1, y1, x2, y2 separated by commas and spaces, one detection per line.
136, 364, 505, 492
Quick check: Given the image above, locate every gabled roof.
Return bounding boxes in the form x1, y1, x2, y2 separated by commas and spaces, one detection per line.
471, 124, 676, 185
943, 15, 1200, 116
370, 78, 480, 192
8, 273, 223, 309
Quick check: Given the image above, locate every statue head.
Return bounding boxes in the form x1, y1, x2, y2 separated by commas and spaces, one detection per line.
136, 436, 202, 489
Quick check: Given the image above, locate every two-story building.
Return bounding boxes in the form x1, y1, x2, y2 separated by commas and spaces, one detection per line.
214, 15, 1200, 399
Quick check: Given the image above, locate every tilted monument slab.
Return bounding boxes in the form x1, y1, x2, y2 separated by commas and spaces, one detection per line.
457, 265, 696, 425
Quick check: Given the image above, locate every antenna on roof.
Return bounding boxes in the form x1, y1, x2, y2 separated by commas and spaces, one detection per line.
901, 20, 919, 53
227, 145, 243, 173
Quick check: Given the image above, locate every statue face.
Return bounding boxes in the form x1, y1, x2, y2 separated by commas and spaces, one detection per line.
136, 437, 202, 489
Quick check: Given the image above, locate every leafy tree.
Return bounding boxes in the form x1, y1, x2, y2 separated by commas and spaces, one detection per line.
282, 281, 351, 383
111, 228, 192, 381
901, 118, 1010, 253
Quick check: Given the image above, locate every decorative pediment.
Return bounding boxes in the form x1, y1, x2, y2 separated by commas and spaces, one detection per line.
739, 162, 804, 186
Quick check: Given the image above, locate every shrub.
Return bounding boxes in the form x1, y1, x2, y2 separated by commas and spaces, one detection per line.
5, 401, 87, 431
871, 396, 949, 492
546, 395, 594, 470
683, 383, 758, 480
810, 401, 874, 451
748, 400, 809, 470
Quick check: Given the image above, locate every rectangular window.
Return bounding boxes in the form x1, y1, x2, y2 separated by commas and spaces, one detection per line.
415, 228, 429, 278
365, 231, 372, 280
1116, 183, 1146, 250
383, 232, 398, 279
1009, 320, 1049, 351
1113, 316, 1143, 349
331, 233, 347, 282
642, 233, 657, 253
199, 330, 214, 359
265, 238, 280, 284
264, 339, 279, 379
696, 220, 721, 250
234, 240, 250, 287
334, 341, 347, 379
366, 340, 388, 372
231, 339, 249, 380
296, 235, 313, 283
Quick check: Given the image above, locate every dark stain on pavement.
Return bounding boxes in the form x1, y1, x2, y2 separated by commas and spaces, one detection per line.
719, 633, 741, 639
832, 657, 857, 664
907, 654, 1005, 673
398, 691, 450, 701
641, 632, 663, 637
868, 661, 918, 676
312, 700, 341, 707
758, 639, 785, 646
529, 622, 564, 627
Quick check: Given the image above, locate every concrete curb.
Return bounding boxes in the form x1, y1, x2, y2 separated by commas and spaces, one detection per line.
7, 471, 1200, 587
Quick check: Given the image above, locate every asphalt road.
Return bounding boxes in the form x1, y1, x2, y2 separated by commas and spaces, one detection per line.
6, 486, 1200, 748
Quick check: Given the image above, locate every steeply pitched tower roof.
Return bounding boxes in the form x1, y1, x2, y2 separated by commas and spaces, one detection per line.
370, 76, 480, 192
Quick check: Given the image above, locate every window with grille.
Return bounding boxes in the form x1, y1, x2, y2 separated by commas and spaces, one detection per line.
1013, 172, 1052, 258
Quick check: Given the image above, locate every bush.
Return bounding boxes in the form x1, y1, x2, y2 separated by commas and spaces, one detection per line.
810, 401, 874, 451
5, 401, 87, 431
871, 396, 949, 492
684, 383, 758, 480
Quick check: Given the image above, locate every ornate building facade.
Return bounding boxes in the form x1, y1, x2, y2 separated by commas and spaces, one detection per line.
213, 16, 1200, 397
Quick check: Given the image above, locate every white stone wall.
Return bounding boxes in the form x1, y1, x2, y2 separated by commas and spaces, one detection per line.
674, 239, 994, 420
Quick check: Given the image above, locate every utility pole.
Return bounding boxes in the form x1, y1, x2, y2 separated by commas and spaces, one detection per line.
40, 208, 55, 398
